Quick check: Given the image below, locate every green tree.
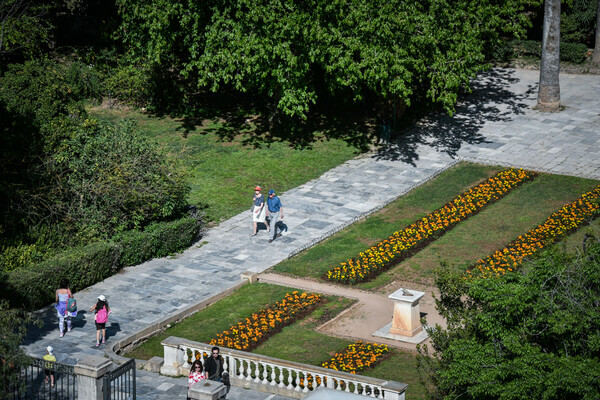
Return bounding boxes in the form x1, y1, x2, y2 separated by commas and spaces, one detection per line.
418, 243, 600, 400
116, 0, 537, 122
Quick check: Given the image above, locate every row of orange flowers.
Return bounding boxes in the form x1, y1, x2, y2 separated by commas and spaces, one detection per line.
325, 168, 537, 284
321, 341, 389, 374
469, 185, 600, 278
300, 341, 389, 391
209, 291, 322, 351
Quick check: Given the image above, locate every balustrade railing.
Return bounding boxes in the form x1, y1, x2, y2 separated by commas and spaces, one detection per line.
161, 336, 407, 400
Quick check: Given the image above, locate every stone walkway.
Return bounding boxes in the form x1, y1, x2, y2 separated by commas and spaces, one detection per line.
23, 68, 600, 399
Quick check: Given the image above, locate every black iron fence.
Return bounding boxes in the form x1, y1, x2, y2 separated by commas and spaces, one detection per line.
5, 356, 77, 400
103, 359, 135, 400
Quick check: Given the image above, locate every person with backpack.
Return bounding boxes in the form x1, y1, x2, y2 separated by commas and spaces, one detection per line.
89, 295, 110, 347
54, 279, 77, 338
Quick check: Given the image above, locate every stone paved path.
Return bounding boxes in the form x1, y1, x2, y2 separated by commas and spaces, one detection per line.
23, 68, 600, 399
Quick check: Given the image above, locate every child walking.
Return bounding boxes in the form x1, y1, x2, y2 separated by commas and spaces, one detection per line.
89, 295, 110, 347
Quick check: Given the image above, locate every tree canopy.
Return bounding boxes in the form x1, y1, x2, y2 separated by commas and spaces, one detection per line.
116, 0, 537, 120
419, 242, 600, 400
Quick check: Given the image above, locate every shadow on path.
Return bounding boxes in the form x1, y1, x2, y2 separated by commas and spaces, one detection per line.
375, 68, 538, 165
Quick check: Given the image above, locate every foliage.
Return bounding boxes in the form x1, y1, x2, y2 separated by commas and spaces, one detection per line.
116, 0, 538, 121
114, 217, 200, 266
0, 0, 52, 59
418, 243, 600, 400
470, 185, 600, 278
0, 58, 88, 151
0, 300, 40, 398
103, 63, 151, 106
32, 118, 189, 238
1, 241, 121, 310
561, 0, 598, 44
511, 39, 589, 63
325, 169, 536, 284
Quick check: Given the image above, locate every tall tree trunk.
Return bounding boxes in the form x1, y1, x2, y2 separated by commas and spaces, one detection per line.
537, 0, 561, 111
594, 0, 600, 64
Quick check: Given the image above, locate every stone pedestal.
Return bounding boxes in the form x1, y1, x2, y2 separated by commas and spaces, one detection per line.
74, 356, 113, 400
388, 288, 425, 337
188, 380, 227, 400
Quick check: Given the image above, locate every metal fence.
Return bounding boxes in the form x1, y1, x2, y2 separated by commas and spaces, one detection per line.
103, 359, 135, 400
5, 356, 77, 400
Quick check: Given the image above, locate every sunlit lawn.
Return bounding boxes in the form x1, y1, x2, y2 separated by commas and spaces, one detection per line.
88, 107, 360, 223
272, 163, 600, 289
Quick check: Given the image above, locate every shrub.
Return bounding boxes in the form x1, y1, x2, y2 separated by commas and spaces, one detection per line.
47, 119, 190, 236
115, 217, 200, 266
103, 64, 150, 106
2, 241, 121, 310
511, 40, 588, 64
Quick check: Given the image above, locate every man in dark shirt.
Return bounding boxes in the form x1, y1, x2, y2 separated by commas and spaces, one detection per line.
205, 346, 224, 381
266, 189, 284, 243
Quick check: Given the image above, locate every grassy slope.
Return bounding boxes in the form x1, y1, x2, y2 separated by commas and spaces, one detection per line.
87, 108, 359, 223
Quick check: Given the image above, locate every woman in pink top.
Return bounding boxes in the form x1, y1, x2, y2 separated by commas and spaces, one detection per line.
188, 360, 206, 388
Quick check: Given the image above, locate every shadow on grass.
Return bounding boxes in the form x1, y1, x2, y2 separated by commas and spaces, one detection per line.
375, 68, 538, 165
148, 68, 537, 157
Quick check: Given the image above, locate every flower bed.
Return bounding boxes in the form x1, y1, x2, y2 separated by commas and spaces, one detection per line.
469, 185, 600, 278
325, 168, 537, 284
300, 341, 389, 391
321, 341, 389, 374
208, 291, 322, 351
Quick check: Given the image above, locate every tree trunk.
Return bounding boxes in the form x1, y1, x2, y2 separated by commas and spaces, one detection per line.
593, 0, 600, 64
537, 0, 561, 111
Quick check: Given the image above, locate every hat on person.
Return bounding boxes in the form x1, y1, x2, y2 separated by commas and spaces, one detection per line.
268, 189, 275, 195
254, 186, 261, 191
98, 295, 106, 301
46, 346, 54, 355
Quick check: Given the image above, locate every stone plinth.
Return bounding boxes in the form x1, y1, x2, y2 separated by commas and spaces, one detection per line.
388, 288, 425, 337
74, 356, 113, 400
188, 380, 227, 400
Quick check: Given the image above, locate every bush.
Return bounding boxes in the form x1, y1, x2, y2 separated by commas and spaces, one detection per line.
46, 119, 190, 236
103, 64, 150, 106
560, 42, 588, 64
115, 217, 200, 266
511, 40, 589, 64
2, 241, 121, 310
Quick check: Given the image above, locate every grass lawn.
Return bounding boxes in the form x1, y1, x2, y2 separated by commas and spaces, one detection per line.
87, 107, 360, 223
125, 282, 355, 360
272, 163, 600, 289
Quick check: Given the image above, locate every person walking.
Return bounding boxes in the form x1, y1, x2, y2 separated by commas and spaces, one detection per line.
89, 295, 110, 347
266, 189, 284, 243
251, 186, 269, 236
54, 279, 76, 338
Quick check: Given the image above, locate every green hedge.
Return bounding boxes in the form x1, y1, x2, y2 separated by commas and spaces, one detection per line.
115, 218, 200, 266
2, 242, 121, 310
1, 217, 201, 310
510, 40, 588, 64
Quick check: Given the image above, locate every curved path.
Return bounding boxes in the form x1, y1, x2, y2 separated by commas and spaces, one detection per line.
23, 68, 600, 399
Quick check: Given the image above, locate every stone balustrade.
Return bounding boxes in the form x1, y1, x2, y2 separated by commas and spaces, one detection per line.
161, 336, 407, 399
